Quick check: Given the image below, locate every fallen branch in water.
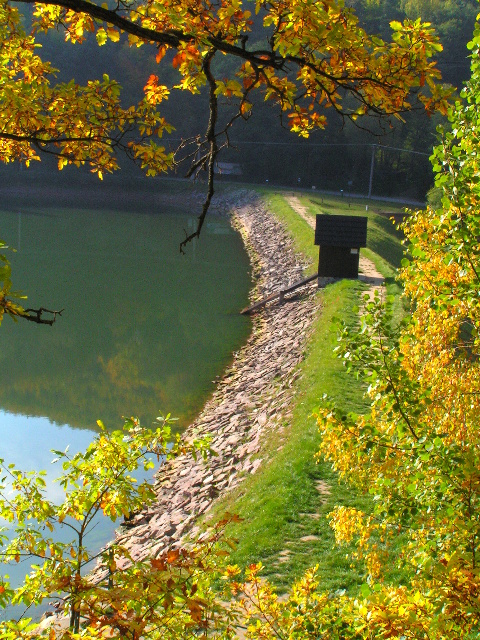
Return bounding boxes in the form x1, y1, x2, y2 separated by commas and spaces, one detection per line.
22, 307, 64, 325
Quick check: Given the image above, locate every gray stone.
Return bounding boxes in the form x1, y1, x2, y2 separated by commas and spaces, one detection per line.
88, 191, 320, 583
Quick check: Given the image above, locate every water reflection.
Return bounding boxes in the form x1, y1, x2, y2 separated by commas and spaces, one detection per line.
0, 205, 251, 432
0, 412, 119, 618
0, 196, 252, 621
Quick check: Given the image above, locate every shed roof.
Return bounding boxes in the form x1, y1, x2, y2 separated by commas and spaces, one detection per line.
314, 214, 368, 248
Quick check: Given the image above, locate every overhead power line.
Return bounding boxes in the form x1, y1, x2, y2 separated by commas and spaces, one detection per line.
168, 138, 430, 156
223, 141, 430, 156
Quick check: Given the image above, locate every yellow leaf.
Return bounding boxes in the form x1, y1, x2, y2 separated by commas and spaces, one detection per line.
96, 28, 107, 46
107, 27, 120, 43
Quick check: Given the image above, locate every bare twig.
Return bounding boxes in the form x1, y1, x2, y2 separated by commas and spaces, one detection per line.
179, 49, 219, 254
22, 307, 64, 325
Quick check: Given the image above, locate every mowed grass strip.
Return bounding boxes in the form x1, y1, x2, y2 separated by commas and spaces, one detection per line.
205, 190, 408, 592
261, 190, 319, 273
296, 191, 408, 317
207, 277, 371, 593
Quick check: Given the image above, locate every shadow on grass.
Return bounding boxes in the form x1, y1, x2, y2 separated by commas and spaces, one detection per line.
368, 234, 404, 271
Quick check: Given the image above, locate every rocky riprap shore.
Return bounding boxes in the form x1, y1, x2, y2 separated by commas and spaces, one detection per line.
103, 190, 321, 565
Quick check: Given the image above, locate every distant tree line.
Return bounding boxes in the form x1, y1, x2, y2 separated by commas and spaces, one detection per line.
8, 0, 478, 200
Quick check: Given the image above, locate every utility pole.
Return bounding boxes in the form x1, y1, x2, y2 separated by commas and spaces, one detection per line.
368, 144, 375, 199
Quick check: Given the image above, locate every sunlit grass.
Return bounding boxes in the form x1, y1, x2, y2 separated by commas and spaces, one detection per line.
208, 279, 373, 593
206, 189, 409, 592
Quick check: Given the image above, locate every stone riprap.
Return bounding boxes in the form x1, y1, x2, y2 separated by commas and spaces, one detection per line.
97, 190, 321, 568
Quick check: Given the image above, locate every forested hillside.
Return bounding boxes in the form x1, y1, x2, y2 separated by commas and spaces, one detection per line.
8, 0, 478, 199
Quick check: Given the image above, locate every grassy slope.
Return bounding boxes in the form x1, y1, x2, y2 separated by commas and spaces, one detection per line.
299, 192, 407, 320
206, 188, 407, 593
306, 193, 406, 271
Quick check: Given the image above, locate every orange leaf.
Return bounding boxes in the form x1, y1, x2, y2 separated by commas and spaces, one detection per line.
151, 558, 167, 571
156, 46, 167, 63
167, 549, 180, 564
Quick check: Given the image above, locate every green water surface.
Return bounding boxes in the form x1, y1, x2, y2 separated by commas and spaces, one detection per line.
0, 186, 252, 618
0, 200, 252, 434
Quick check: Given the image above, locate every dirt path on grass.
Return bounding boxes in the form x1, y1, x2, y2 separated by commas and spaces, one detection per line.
284, 194, 385, 301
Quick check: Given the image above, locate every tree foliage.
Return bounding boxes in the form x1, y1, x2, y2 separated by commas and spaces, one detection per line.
207, 15, 480, 640
1, 0, 451, 246
0, 416, 237, 639
310, 16, 480, 638
4, 2, 480, 637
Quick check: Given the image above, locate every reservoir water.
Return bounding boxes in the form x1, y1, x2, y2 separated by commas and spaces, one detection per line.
0, 182, 252, 618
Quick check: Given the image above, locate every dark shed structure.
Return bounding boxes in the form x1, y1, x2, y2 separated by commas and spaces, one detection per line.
315, 214, 368, 279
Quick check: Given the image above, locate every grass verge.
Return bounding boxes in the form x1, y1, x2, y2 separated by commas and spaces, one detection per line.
206, 189, 410, 592
207, 278, 370, 594
295, 191, 407, 319
261, 192, 318, 275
